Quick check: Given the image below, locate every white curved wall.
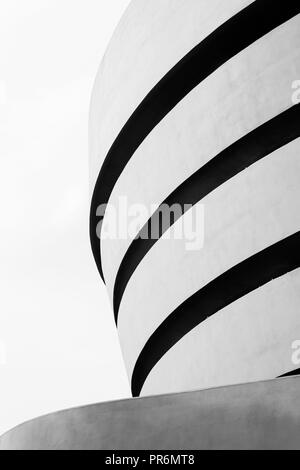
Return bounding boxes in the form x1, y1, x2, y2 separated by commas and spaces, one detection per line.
118, 139, 300, 383
90, 0, 300, 396
89, 0, 252, 189
102, 16, 300, 296
142, 272, 300, 395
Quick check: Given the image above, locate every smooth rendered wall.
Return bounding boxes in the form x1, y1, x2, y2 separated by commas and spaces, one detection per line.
89, 0, 300, 396
2, 378, 300, 450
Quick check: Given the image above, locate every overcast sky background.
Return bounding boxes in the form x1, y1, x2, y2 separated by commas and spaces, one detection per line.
0, 0, 131, 435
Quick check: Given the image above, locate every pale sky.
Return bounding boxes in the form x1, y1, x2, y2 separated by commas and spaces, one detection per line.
0, 0, 131, 435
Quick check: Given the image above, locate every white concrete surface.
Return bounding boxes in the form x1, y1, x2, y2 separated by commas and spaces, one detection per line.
118, 140, 300, 382
102, 16, 300, 295
90, 0, 300, 395
89, 0, 252, 188
142, 271, 300, 395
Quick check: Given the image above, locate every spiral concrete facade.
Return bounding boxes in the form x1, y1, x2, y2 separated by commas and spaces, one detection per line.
2, 0, 300, 450
90, 0, 300, 398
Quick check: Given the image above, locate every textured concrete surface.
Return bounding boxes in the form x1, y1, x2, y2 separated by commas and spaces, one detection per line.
1, 377, 300, 450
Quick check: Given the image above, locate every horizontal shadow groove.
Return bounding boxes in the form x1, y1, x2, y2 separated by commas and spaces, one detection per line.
131, 232, 300, 396
279, 369, 300, 378
114, 105, 300, 322
89, 0, 300, 281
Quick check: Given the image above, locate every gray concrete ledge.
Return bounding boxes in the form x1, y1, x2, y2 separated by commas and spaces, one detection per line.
1, 377, 300, 450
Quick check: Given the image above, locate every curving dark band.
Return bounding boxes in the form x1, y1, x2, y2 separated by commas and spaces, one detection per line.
89, 0, 300, 281
113, 105, 300, 322
279, 369, 300, 379
131, 232, 300, 396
